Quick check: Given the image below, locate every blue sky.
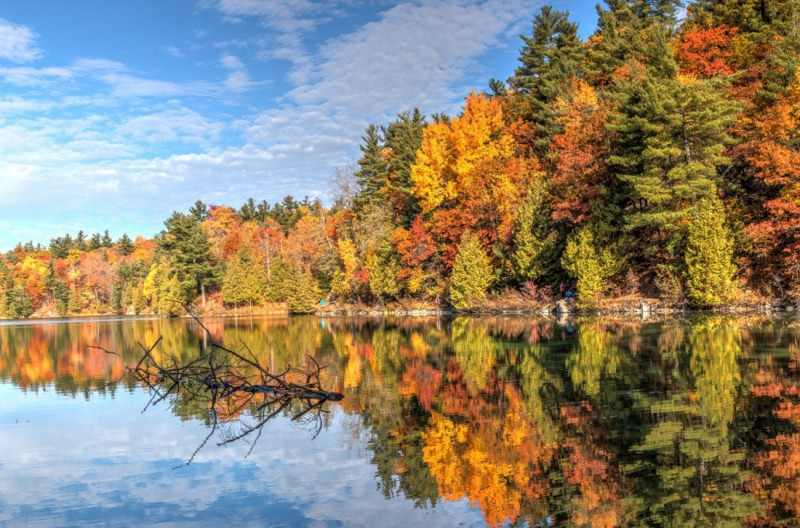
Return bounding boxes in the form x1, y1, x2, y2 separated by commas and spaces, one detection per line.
0, 0, 600, 250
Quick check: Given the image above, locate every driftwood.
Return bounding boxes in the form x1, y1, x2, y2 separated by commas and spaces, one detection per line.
93, 308, 343, 467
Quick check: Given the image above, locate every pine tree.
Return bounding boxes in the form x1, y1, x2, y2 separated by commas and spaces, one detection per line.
264, 254, 289, 302
561, 227, 615, 308
609, 28, 738, 237
44, 261, 69, 315
101, 230, 113, 248
384, 109, 426, 226
685, 197, 737, 307
159, 211, 222, 305
510, 6, 583, 150
87, 233, 102, 251
512, 179, 557, 283
283, 263, 321, 314
75, 230, 87, 251
132, 281, 148, 314
586, 1, 646, 83
449, 232, 493, 311
222, 247, 265, 310
117, 234, 134, 256
367, 243, 401, 302
353, 124, 388, 213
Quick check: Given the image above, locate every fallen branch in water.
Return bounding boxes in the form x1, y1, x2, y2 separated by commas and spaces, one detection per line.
92, 306, 343, 466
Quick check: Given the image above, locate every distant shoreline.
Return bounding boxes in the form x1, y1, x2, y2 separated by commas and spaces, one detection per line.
2, 297, 796, 323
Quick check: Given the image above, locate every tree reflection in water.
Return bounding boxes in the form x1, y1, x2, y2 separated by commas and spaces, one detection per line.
1, 314, 800, 526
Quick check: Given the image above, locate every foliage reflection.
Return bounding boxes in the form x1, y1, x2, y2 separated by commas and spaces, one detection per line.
2, 314, 800, 526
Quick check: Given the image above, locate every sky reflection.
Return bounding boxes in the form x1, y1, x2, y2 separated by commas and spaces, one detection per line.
0, 384, 482, 527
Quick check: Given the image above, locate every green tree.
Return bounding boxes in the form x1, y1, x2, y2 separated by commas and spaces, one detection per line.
101, 230, 113, 248
117, 234, 134, 256
685, 197, 737, 307
284, 264, 321, 314
353, 124, 388, 213
158, 211, 222, 305
75, 230, 87, 251
561, 227, 615, 308
222, 247, 265, 310
384, 109, 426, 226
367, 244, 401, 302
512, 179, 558, 283
615, 72, 738, 230
87, 233, 102, 251
449, 231, 493, 311
510, 6, 583, 150
44, 262, 69, 315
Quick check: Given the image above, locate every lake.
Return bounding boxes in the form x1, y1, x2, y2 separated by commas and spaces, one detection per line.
1, 314, 798, 527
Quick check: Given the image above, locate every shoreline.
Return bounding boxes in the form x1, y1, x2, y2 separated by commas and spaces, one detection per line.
5, 297, 796, 322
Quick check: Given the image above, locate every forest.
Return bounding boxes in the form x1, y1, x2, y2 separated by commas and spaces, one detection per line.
2, 0, 800, 318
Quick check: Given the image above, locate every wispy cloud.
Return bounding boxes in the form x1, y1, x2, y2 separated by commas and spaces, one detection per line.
0, 17, 43, 63
0, 1, 539, 247
164, 45, 186, 58
220, 53, 251, 92
291, 0, 533, 118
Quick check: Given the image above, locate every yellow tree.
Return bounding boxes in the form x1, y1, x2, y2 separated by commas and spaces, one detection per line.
411, 92, 538, 265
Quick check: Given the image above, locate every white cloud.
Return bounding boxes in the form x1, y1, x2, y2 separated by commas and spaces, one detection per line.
0, 18, 43, 63
164, 45, 186, 58
117, 108, 225, 146
291, 0, 532, 117
0, 0, 539, 248
0, 65, 73, 86
0, 391, 488, 526
220, 53, 251, 92
207, 0, 330, 86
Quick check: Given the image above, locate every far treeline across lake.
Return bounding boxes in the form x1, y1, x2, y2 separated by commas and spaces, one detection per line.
2, 0, 800, 319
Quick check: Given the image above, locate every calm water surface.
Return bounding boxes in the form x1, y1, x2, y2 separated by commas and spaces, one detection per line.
1, 314, 799, 527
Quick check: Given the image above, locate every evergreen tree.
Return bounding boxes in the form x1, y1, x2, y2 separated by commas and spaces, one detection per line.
101, 230, 113, 248
561, 227, 615, 308
353, 124, 388, 213
158, 211, 222, 305
609, 29, 738, 244
87, 233, 102, 251
689, 0, 770, 32
685, 197, 737, 307
49, 234, 73, 259
284, 263, 321, 314
44, 261, 69, 315
488, 78, 507, 96
75, 230, 87, 251
367, 243, 401, 302
264, 254, 289, 302
384, 109, 426, 226
117, 234, 134, 256
586, 1, 647, 83
450, 232, 493, 311
132, 281, 148, 314
68, 288, 82, 314
188, 200, 209, 222
510, 6, 583, 150
631, 0, 684, 26
222, 247, 265, 310
512, 179, 558, 283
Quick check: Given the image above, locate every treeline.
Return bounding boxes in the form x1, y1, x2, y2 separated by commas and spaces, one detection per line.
2, 0, 800, 317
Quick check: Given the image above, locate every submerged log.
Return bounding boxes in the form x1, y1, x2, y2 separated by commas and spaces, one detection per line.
92, 307, 343, 466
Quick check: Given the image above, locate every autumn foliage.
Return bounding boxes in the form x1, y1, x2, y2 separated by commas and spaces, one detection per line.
4, 0, 800, 315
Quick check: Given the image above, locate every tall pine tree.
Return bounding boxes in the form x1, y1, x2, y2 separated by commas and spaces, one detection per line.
158, 211, 222, 305
510, 6, 583, 152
